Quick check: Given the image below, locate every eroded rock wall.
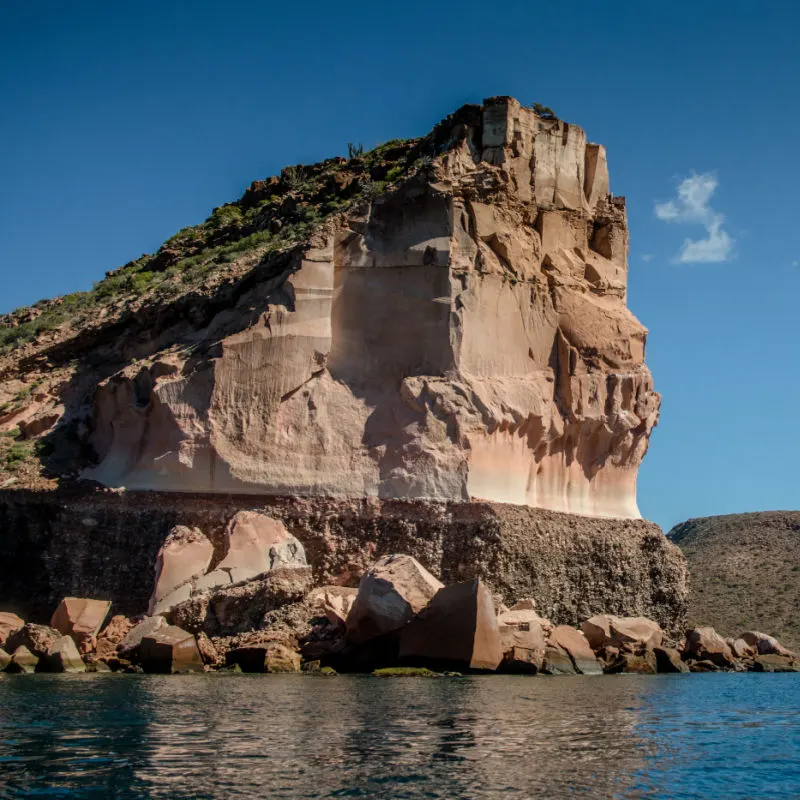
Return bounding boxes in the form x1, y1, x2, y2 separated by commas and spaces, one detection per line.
83, 97, 659, 518
0, 490, 687, 634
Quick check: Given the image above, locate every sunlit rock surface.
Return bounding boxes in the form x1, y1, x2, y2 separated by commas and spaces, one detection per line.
84, 97, 658, 518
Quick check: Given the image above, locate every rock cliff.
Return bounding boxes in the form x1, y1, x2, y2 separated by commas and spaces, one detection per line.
0, 97, 658, 519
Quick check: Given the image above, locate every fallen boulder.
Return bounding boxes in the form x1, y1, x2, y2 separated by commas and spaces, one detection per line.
6, 623, 61, 659
753, 654, 800, 673
51, 598, 111, 652
683, 627, 734, 668
606, 651, 657, 674
347, 554, 443, 645
399, 579, 502, 672
0, 612, 24, 647
118, 616, 168, 658
582, 615, 663, 652
653, 646, 689, 673
43, 636, 86, 673
148, 526, 214, 615
497, 608, 548, 673
96, 615, 136, 660
7, 645, 38, 674
139, 625, 204, 673
197, 511, 307, 592
308, 586, 358, 628
547, 626, 603, 675
0, 647, 10, 670
739, 631, 794, 657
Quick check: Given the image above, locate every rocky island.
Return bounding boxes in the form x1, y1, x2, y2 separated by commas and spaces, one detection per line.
7, 95, 782, 677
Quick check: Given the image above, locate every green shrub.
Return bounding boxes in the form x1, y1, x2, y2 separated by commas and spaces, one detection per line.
531, 102, 556, 119
207, 205, 243, 229
385, 165, 404, 183
347, 142, 364, 159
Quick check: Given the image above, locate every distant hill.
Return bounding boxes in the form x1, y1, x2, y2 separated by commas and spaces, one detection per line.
669, 512, 800, 651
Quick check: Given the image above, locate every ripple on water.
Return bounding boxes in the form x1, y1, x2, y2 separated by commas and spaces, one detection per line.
1, 673, 800, 799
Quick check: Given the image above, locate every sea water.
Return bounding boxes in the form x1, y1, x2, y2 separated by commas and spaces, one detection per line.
1, 673, 799, 799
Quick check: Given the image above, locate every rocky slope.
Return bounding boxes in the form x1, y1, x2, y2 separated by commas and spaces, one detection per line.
669, 512, 800, 651
0, 96, 659, 520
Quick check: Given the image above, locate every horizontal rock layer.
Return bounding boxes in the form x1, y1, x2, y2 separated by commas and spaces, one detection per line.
0, 489, 688, 634
77, 97, 658, 519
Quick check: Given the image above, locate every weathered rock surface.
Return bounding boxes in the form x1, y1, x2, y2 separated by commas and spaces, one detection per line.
6, 623, 61, 659
653, 646, 689, 674
739, 630, 794, 657
498, 608, 548, 672
148, 526, 214, 615
346, 554, 443, 645
0, 493, 689, 634
399, 579, 502, 671
139, 625, 203, 673
308, 586, 358, 627
547, 625, 603, 675
43, 635, 86, 673
683, 627, 734, 668
8, 645, 38, 673
58, 97, 659, 521
582, 614, 663, 651
50, 597, 111, 651
0, 611, 24, 647
95, 615, 135, 660
198, 512, 307, 592
0, 647, 10, 670
118, 616, 167, 657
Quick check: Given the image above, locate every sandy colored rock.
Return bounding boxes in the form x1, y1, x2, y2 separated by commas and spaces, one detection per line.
653, 646, 689, 673
95, 615, 135, 660
118, 616, 167, 657
606, 650, 657, 674
140, 625, 204, 673
753, 654, 800, 673
148, 526, 214, 615
308, 586, 358, 627
8, 645, 38, 673
399, 579, 502, 671
0, 612, 24, 647
548, 625, 603, 675
683, 627, 734, 668
44, 635, 86, 673
731, 638, 755, 659
0, 647, 10, 670
498, 608, 547, 673
582, 614, 663, 652
47, 97, 659, 522
6, 623, 61, 659
195, 632, 221, 666
51, 597, 111, 650
739, 631, 793, 657
199, 512, 307, 592
346, 554, 443, 645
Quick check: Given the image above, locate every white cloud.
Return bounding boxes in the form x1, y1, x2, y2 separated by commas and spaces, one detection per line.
641, 254, 654, 262
655, 172, 733, 263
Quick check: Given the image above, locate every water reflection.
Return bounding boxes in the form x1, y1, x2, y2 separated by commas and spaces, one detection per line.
1, 673, 799, 798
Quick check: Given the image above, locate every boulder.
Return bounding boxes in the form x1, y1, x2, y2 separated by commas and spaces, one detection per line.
581, 615, 663, 652
0, 647, 10, 670
43, 636, 86, 673
118, 616, 167, 658
139, 625, 204, 673
7, 645, 38, 674
172, 566, 313, 636
542, 645, 578, 675
731, 638, 755, 659
753, 654, 800, 673
498, 608, 548, 673
689, 659, 720, 672
683, 627, 734, 668
547, 626, 603, 675
51, 598, 111, 651
196, 632, 221, 666
6, 623, 61, 659
399, 579, 502, 671
148, 526, 214, 615
346, 554, 443, 645
739, 631, 794, 657
96, 615, 135, 660
606, 651, 657, 674
653, 646, 689, 674
0, 612, 24, 647
308, 586, 358, 628
226, 638, 301, 673
198, 512, 307, 592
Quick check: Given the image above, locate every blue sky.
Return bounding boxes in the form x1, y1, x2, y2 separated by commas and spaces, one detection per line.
1, 1, 798, 530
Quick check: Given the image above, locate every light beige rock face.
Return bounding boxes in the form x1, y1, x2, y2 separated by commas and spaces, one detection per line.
83, 97, 659, 519
148, 526, 214, 615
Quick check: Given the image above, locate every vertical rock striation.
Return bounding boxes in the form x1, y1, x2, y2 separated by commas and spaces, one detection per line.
83, 97, 658, 519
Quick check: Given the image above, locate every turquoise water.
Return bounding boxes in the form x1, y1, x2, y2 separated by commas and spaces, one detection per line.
1, 673, 799, 799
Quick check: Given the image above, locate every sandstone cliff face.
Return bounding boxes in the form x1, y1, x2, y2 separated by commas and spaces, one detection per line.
73, 98, 658, 518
